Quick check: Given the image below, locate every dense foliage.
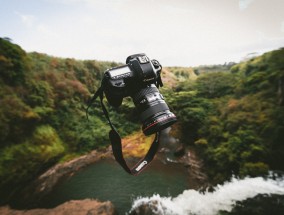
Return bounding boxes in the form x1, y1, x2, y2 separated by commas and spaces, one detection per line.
1, 37, 283, 202
169, 48, 284, 182
0, 38, 138, 202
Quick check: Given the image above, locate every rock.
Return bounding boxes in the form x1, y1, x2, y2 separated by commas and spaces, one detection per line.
35, 150, 107, 194
0, 199, 116, 215
129, 200, 166, 215
174, 145, 185, 157
177, 148, 208, 188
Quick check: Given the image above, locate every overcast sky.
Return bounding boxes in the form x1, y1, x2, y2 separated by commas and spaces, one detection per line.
1, 0, 284, 66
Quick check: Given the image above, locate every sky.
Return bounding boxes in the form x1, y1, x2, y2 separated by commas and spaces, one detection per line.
1, 0, 284, 66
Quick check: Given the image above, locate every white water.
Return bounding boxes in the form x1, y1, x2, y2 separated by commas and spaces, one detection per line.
130, 174, 284, 215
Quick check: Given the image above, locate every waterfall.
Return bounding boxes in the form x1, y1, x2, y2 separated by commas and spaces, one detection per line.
129, 173, 284, 215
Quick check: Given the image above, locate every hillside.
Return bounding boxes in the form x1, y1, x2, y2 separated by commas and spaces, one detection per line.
0, 38, 138, 203
1, 37, 284, 203
166, 47, 284, 182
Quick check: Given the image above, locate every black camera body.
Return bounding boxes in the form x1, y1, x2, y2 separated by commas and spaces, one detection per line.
102, 54, 177, 135
103, 54, 161, 106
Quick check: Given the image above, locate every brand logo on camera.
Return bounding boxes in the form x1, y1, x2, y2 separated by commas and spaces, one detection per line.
135, 160, 148, 171
143, 77, 155, 82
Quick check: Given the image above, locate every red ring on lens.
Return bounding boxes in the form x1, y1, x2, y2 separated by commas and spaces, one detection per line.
142, 112, 177, 135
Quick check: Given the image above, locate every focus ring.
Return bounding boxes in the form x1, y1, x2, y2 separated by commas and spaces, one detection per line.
140, 102, 169, 121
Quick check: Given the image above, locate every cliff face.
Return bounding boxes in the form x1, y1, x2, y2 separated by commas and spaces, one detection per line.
0, 199, 116, 215
15, 150, 111, 206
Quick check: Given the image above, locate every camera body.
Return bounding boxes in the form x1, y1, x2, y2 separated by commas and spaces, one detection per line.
103, 54, 177, 135
103, 54, 161, 107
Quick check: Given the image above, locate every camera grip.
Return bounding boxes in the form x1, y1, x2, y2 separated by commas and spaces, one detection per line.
104, 90, 123, 107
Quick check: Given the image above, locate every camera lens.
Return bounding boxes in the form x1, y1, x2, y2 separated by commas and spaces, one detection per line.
132, 84, 177, 135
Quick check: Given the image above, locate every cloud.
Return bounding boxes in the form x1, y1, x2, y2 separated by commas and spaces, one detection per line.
15, 10, 59, 40
239, 0, 255, 11
15, 11, 36, 28
6, 0, 284, 66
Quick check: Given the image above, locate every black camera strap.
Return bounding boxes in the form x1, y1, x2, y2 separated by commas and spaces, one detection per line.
87, 86, 160, 175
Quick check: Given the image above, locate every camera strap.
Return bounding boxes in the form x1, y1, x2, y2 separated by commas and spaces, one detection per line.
87, 86, 160, 175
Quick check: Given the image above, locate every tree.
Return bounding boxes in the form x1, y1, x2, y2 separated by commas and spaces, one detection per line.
0, 38, 30, 85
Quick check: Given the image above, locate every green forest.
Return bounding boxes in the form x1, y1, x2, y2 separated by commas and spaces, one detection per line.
1, 37, 284, 203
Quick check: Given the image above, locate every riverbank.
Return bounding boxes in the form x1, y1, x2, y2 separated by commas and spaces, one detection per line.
3, 128, 208, 213
15, 149, 112, 207
0, 199, 116, 215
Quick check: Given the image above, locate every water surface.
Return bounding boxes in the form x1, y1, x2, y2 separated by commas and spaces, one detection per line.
40, 157, 190, 214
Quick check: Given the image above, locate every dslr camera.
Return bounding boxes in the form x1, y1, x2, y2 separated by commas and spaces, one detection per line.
102, 54, 177, 135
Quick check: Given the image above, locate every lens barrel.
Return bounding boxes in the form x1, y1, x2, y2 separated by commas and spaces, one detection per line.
132, 85, 177, 135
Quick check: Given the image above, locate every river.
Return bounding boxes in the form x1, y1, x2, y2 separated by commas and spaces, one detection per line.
37, 128, 191, 213
36, 161, 284, 215
35, 128, 284, 214
38, 158, 190, 214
